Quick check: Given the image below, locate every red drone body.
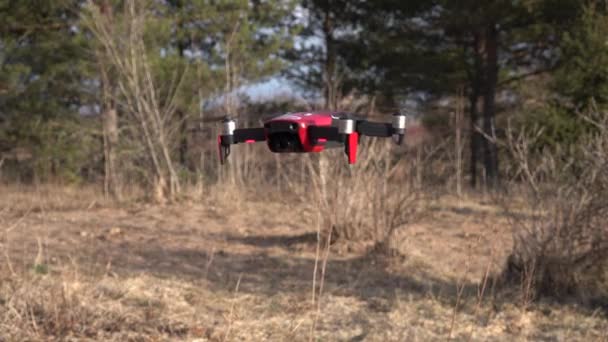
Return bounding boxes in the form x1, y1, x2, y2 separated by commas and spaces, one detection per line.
218, 111, 406, 165
266, 112, 334, 152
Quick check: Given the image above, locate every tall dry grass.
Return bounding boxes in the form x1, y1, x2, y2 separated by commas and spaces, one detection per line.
500, 110, 608, 304
295, 139, 426, 250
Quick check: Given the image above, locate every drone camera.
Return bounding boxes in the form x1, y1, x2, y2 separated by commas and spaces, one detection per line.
268, 132, 303, 152
265, 121, 304, 153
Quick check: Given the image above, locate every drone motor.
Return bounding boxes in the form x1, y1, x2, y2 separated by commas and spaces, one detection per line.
218, 118, 237, 163
392, 113, 407, 145
221, 118, 236, 143
338, 117, 355, 134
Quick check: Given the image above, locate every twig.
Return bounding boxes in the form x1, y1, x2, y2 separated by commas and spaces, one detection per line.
288, 318, 307, 339
466, 233, 495, 340
223, 273, 242, 341
311, 224, 332, 340
448, 272, 468, 341
203, 247, 216, 280
3, 206, 32, 277
448, 240, 472, 341
3, 206, 32, 234
311, 211, 322, 306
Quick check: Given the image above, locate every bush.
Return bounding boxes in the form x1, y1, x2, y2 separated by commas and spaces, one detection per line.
300, 138, 425, 250
502, 109, 608, 304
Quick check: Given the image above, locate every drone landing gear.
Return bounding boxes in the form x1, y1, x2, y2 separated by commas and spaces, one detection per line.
218, 136, 231, 164
344, 132, 359, 164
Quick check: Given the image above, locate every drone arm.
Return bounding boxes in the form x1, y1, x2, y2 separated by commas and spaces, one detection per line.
308, 121, 395, 165
356, 121, 392, 138
355, 113, 407, 145
334, 112, 407, 164
308, 126, 341, 143
218, 127, 266, 164
233, 127, 266, 144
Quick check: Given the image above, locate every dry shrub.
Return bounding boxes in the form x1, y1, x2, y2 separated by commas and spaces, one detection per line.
0, 273, 194, 341
83, 1, 184, 202
1, 277, 109, 339
302, 137, 425, 250
0, 183, 113, 213
501, 110, 608, 304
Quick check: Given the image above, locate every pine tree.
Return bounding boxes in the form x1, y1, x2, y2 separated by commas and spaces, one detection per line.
163, 0, 296, 169
553, 3, 608, 110
0, 0, 93, 181
283, 0, 356, 109
526, 2, 608, 149
81, 0, 296, 194
335, 0, 584, 188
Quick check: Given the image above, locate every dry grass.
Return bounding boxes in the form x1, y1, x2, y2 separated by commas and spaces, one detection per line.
0, 186, 607, 341
291, 139, 428, 252
501, 110, 608, 303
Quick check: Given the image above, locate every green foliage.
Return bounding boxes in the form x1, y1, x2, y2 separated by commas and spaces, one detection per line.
33, 263, 49, 275
5, 116, 99, 183
1, 0, 296, 183
524, 106, 593, 150
420, 109, 452, 137
0, 0, 94, 182
553, 4, 608, 110
299, 0, 583, 110
525, 3, 608, 150
163, 0, 294, 92
0, 1, 91, 117
1, 0, 607, 187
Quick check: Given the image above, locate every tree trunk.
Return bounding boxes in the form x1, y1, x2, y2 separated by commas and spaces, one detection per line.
469, 95, 480, 188
177, 109, 190, 170
176, 31, 191, 172
89, 0, 182, 203
469, 32, 483, 189
455, 87, 464, 196
322, 5, 337, 110
482, 24, 499, 188
97, 0, 121, 200
103, 108, 121, 199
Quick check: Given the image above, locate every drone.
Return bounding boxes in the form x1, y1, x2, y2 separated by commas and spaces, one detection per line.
217, 111, 407, 164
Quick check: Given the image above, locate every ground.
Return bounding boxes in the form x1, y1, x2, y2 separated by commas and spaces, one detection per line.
0, 185, 607, 341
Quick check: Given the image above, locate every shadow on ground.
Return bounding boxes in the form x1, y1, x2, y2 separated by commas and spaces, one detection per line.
225, 232, 318, 248
99, 230, 485, 315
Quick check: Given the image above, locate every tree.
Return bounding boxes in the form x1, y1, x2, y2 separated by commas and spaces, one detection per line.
524, 2, 608, 150
82, 0, 295, 198
553, 3, 608, 111
412, 0, 585, 188
84, 0, 185, 201
337, 0, 583, 188
92, 0, 121, 199
0, 0, 94, 182
284, 0, 356, 109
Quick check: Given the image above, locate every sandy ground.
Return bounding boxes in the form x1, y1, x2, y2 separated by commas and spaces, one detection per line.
0, 186, 607, 341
